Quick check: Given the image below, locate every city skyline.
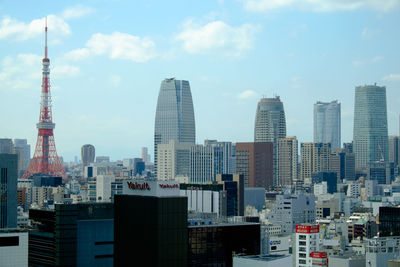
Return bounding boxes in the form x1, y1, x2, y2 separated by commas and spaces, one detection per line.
0, 1, 399, 161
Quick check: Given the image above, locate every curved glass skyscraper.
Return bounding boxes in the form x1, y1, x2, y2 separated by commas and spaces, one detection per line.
314, 100, 341, 150
254, 96, 286, 185
154, 78, 196, 177
353, 84, 388, 170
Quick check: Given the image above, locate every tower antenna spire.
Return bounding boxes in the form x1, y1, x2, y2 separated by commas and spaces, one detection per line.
45, 17, 48, 58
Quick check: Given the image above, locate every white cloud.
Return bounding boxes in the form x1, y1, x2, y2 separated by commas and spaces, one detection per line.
237, 90, 257, 99
371, 56, 383, 62
53, 64, 80, 78
62, 5, 95, 19
65, 32, 156, 62
0, 15, 70, 41
382, 74, 400, 82
0, 54, 41, 90
176, 20, 259, 57
242, 0, 400, 12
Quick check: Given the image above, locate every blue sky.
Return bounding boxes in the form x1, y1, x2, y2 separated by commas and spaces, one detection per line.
0, 0, 399, 161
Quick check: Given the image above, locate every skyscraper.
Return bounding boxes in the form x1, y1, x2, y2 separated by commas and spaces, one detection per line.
154, 78, 196, 177
353, 84, 388, 169
0, 139, 14, 154
0, 153, 17, 228
236, 142, 273, 189
81, 144, 95, 168
277, 136, 298, 187
314, 100, 341, 150
301, 143, 331, 185
14, 139, 31, 172
254, 96, 286, 185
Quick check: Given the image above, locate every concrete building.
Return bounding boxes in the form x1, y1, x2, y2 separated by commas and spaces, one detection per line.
141, 147, 151, 165
189, 143, 223, 183
0, 154, 17, 229
96, 175, 115, 202
81, 144, 95, 168
353, 84, 388, 170
328, 255, 365, 267
157, 140, 191, 181
233, 254, 292, 267
277, 136, 298, 186
266, 194, 316, 234
295, 224, 320, 267
0, 229, 28, 267
254, 96, 286, 186
301, 143, 331, 185
154, 78, 196, 178
236, 142, 273, 189
314, 100, 341, 150
366, 236, 400, 267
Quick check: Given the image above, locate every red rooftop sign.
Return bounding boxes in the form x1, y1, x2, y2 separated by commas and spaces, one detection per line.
296, 225, 319, 234
311, 252, 327, 258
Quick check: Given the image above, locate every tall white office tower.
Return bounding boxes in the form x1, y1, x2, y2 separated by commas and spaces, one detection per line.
254, 96, 286, 186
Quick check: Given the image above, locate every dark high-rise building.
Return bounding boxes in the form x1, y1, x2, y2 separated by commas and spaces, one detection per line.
115, 180, 188, 267
330, 149, 355, 181
235, 142, 273, 190
379, 206, 400, 237
0, 153, 17, 229
353, 84, 388, 170
216, 174, 244, 216
389, 136, 400, 167
254, 96, 286, 186
81, 144, 95, 168
133, 158, 145, 175
311, 172, 337, 194
154, 78, 196, 178
188, 222, 260, 266
0, 139, 14, 154
29, 203, 114, 267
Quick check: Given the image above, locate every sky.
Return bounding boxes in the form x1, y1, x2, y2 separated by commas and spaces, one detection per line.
0, 0, 399, 162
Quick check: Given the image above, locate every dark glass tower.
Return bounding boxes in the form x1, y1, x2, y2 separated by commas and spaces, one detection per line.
154, 78, 196, 177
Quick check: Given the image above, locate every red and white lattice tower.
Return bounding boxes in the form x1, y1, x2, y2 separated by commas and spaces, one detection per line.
22, 19, 66, 179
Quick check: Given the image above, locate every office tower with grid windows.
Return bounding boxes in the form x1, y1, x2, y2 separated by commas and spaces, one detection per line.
154, 78, 196, 178
314, 100, 341, 150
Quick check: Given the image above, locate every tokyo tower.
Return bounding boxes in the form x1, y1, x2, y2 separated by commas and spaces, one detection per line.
22, 19, 66, 179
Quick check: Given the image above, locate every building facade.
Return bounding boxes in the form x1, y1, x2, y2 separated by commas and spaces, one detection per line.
301, 143, 331, 185
314, 100, 341, 150
154, 78, 196, 177
157, 140, 191, 181
353, 84, 388, 170
81, 144, 95, 168
236, 142, 273, 189
254, 96, 286, 186
0, 154, 17, 229
277, 136, 298, 186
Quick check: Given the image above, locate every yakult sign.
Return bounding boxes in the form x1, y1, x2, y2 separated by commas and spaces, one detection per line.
123, 179, 180, 197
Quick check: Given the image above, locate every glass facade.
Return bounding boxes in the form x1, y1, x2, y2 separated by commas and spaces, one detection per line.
254, 96, 286, 186
154, 78, 196, 177
188, 223, 260, 266
314, 100, 341, 150
353, 85, 388, 169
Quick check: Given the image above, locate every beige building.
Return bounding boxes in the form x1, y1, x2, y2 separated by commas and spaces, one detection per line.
157, 140, 191, 181
277, 136, 298, 187
301, 143, 331, 184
